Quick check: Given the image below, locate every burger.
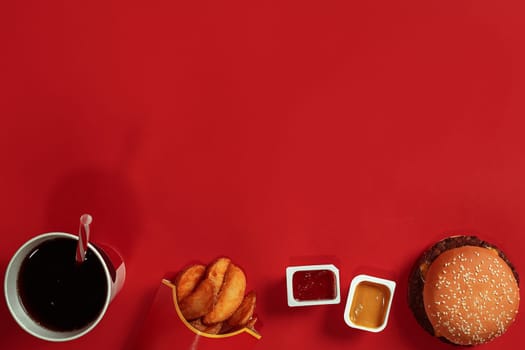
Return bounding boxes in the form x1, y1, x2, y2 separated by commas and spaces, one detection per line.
408, 236, 520, 346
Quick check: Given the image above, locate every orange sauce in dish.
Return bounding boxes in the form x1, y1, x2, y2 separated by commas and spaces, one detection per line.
349, 281, 390, 328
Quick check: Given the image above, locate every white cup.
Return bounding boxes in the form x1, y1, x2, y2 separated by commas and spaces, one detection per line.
4, 232, 125, 341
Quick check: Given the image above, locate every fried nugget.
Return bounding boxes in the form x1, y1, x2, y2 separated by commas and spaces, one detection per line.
206, 257, 231, 297
175, 264, 206, 301
225, 291, 256, 329
203, 263, 246, 324
179, 279, 214, 320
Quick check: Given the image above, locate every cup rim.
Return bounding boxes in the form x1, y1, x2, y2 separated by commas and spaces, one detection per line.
4, 232, 112, 342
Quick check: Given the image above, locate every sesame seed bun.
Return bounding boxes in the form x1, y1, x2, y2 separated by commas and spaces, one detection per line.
408, 236, 520, 346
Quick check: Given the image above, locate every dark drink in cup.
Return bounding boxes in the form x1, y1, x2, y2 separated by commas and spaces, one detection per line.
4, 232, 125, 341
17, 238, 108, 332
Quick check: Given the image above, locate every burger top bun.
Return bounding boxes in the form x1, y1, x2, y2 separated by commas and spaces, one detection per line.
423, 245, 520, 345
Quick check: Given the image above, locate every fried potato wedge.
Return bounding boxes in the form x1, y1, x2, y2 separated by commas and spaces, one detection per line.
206, 257, 231, 297
189, 318, 207, 332
179, 279, 214, 320
203, 321, 223, 335
175, 264, 206, 301
189, 318, 223, 335
225, 290, 256, 329
203, 263, 246, 324
246, 316, 258, 331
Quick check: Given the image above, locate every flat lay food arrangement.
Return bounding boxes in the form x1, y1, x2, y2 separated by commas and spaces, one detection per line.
1, 1, 525, 349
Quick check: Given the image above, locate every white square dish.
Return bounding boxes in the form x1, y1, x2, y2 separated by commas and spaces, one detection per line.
343, 274, 395, 332
286, 264, 341, 307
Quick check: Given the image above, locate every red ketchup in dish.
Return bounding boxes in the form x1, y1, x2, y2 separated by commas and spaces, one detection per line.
292, 270, 336, 301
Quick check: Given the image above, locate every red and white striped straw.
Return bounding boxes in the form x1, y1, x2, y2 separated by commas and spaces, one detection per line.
76, 214, 93, 263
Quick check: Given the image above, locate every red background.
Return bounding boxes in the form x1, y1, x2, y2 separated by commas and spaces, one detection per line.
1, 1, 524, 349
